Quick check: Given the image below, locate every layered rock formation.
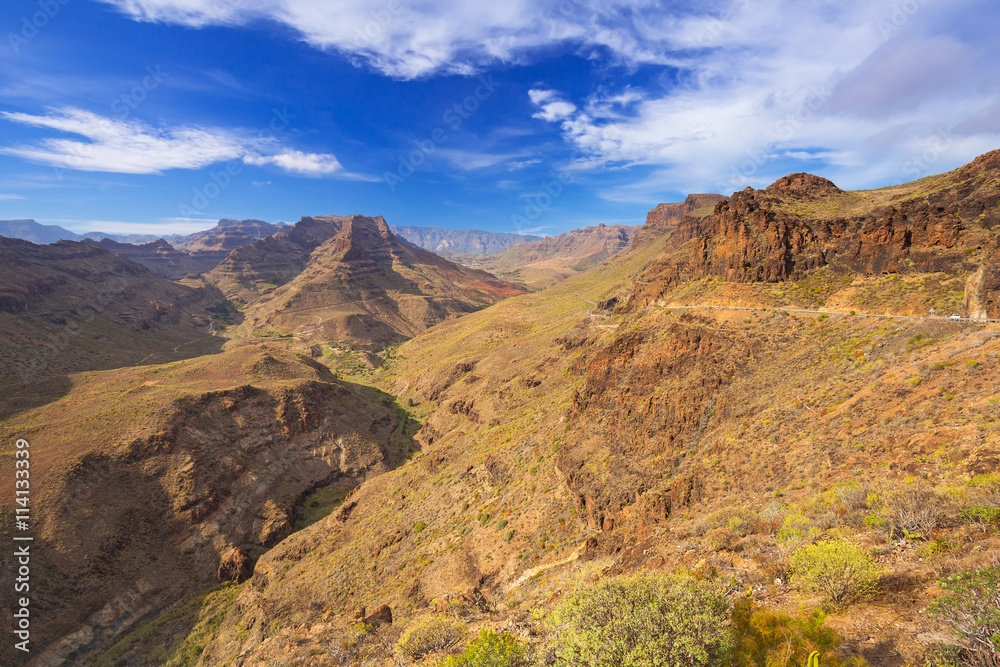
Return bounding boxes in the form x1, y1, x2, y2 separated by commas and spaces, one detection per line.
208, 214, 527, 348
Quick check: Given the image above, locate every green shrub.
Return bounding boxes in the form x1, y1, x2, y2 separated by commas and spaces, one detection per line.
414, 521, 427, 533
442, 628, 530, 667
728, 599, 868, 666
396, 616, 467, 660
929, 567, 1000, 657
791, 540, 881, 606
549, 573, 731, 667
959, 505, 1000, 532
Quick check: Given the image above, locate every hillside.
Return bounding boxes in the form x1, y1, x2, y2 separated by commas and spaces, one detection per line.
390, 225, 541, 255
178, 153, 997, 666
82, 237, 219, 279
0, 343, 414, 665
454, 222, 643, 288
4, 152, 1000, 667
0, 237, 226, 417
208, 214, 528, 349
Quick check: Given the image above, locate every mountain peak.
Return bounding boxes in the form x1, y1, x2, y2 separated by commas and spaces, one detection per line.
764, 172, 842, 197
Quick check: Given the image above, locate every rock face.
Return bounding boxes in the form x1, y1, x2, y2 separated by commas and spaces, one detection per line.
644, 194, 727, 239
390, 225, 541, 255
964, 245, 1000, 320
208, 214, 528, 348
218, 547, 254, 583
633, 152, 1000, 307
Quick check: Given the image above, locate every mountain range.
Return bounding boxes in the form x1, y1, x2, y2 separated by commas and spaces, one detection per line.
1, 152, 1000, 666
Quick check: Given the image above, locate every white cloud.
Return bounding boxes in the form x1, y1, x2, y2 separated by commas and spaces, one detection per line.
0, 193, 25, 200
97, 0, 711, 79
0, 107, 363, 179
524, 0, 1000, 199
244, 149, 342, 176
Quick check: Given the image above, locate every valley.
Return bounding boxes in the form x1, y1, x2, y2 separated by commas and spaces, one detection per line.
1, 152, 999, 666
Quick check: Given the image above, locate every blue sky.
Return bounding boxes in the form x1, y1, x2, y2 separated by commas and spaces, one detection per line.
1, 0, 999, 237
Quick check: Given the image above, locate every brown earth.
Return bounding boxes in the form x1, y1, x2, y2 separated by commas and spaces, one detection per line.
82, 237, 219, 280
0, 343, 414, 665
208, 214, 527, 349
0, 238, 227, 417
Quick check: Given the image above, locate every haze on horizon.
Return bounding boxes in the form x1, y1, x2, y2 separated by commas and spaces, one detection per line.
1, 0, 998, 237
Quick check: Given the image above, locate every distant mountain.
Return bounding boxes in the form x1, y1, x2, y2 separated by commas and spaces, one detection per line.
208, 214, 528, 348
170, 218, 289, 252
390, 225, 541, 255
0, 219, 161, 245
455, 222, 643, 288
82, 238, 219, 280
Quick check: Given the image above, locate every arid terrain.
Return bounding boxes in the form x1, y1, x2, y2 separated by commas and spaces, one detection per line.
2, 152, 1000, 666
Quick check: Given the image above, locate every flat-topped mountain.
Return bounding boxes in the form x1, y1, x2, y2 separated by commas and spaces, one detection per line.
390, 225, 541, 254
207, 214, 527, 348
170, 218, 289, 253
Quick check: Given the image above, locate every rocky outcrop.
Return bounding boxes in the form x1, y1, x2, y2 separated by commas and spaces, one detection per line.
964, 246, 1000, 320
632, 153, 1000, 306
171, 218, 288, 252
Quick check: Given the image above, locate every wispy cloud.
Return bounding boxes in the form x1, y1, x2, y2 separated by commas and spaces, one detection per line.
0, 107, 367, 178
97, 0, 710, 79
0, 193, 25, 200
525, 0, 1000, 198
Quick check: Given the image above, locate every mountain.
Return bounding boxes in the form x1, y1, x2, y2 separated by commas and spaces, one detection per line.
0, 219, 161, 244
82, 237, 219, 279
207, 214, 528, 348
0, 237, 226, 417
0, 343, 413, 665
186, 153, 997, 665
6, 152, 1000, 667
170, 218, 289, 253
390, 225, 541, 254
455, 222, 643, 288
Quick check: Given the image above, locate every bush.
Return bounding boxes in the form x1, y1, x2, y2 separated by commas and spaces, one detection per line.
791, 540, 881, 606
549, 573, 731, 667
442, 628, 530, 667
877, 479, 949, 540
929, 567, 1000, 658
396, 615, 468, 660
728, 599, 868, 666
